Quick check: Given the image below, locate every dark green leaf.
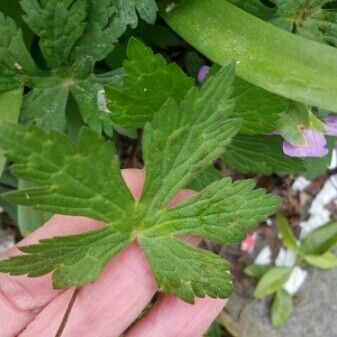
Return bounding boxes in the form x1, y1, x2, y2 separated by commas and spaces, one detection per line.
20, 86, 69, 131
0, 65, 280, 302
106, 38, 194, 128
21, 0, 87, 69
0, 13, 36, 91
223, 134, 306, 175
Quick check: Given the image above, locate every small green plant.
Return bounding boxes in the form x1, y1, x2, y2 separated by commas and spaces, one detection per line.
0, 64, 281, 303
245, 214, 337, 326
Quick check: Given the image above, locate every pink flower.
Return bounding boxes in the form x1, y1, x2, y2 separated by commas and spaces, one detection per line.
197, 65, 211, 83
241, 233, 257, 254
283, 117, 337, 158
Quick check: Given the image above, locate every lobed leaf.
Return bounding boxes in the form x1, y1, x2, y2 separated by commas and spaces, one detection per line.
0, 64, 281, 302
141, 63, 241, 212
20, 0, 87, 69
153, 178, 282, 245
0, 124, 134, 222
140, 235, 232, 303
106, 38, 194, 128
0, 226, 130, 288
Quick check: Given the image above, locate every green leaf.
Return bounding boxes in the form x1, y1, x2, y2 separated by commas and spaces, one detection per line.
254, 267, 292, 298
20, 0, 87, 69
1, 125, 134, 220
276, 213, 299, 252
304, 251, 337, 269
106, 38, 194, 128
0, 65, 281, 303
232, 77, 292, 134
140, 63, 241, 211
152, 178, 281, 245
271, 1, 337, 46
300, 222, 337, 255
271, 289, 294, 327
0, 88, 23, 176
227, 0, 274, 20
160, 0, 337, 113
20, 86, 69, 131
188, 167, 222, 192
244, 264, 272, 279
0, 226, 130, 288
223, 134, 306, 175
71, 79, 113, 136
277, 105, 310, 147
17, 180, 51, 237
229, 0, 337, 48
72, 0, 157, 68
0, 13, 36, 91
140, 236, 233, 303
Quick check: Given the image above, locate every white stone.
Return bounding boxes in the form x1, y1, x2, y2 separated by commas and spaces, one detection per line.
275, 248, 297, 267
283, 266, 308, 296
292, 176, 311, 192
254, 246, 272, 265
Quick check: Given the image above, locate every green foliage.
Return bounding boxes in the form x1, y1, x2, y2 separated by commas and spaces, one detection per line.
248, 214, 337, 326
223, 134, 306, 175
276, 213, 299, 252
300, 222, 337, 255
303, 251, 337, 269
106, 38, 194, 128
0, 13, 36, 91
254, 267, 292, 298
161, 0, 337, 113
0, 64, 281, 303
244, 264, 271, 279
232, 77, 292, 135
271, 289, 294, 327
0, 1, 158, 133
0, 88, 23, 176
277, 105, 310, 147
228, 0, 337, 47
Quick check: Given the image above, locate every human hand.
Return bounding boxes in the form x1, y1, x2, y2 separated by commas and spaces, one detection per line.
0, 169, 227, 337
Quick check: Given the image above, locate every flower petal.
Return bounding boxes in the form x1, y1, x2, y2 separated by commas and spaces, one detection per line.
283, 129, 328, 157
324, 116, 337, 136
197, 65, 211, 83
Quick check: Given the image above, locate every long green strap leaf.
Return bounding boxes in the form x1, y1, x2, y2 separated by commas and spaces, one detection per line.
160, 0, 337, 112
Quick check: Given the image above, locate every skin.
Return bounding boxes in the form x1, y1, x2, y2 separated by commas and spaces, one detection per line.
0, 169, 227, 337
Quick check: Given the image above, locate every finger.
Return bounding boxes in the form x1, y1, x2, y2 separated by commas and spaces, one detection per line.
126, 296, 227, 337
0, 169, 145, 336
18, 242, 157, 337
